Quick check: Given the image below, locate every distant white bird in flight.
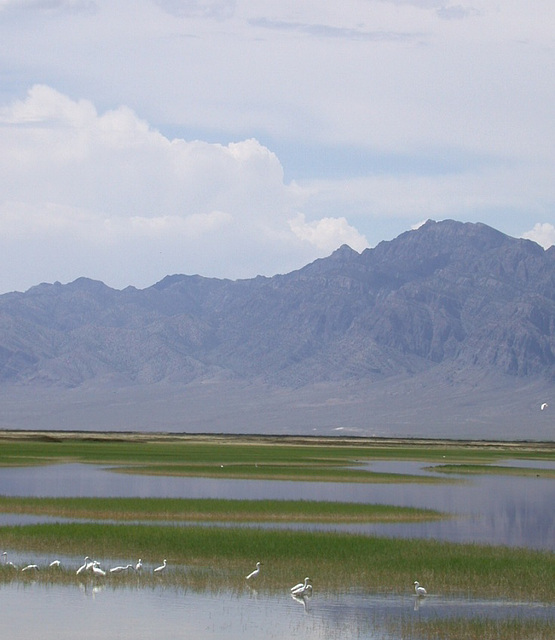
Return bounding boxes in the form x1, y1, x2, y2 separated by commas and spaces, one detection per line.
414, 581, 427, 596
540, 402, 548, 411
154, 559, 167, 573
246, 561, 262, 580
291, 577, 312, 597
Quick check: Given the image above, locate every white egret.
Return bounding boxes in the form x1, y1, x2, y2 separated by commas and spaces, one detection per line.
154, 559, 167, 573
414, 581, 427, 596
2, 552, 16, 569
21, 564, 40, 572
291, 577, 312, 596
540, 402, 548, 411
49, 560, 61, 568
110, 564, 133, 573
135, 558, 143, 572
246, 562, 262, 580
92, 563, 106, 577
2, 552, 17, 570
76, 556, 92, 575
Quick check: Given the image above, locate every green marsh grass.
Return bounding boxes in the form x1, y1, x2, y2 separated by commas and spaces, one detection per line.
392, 618, 554, 640
0, 496, 445, 523
1, 523, 553, 602
0, 433, 552, 482
430, 464, 555, 478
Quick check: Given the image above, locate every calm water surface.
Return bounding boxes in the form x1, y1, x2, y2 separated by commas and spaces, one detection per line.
1, 580, 553, 640
0, 461, 553, 549
1, 461, 553, 639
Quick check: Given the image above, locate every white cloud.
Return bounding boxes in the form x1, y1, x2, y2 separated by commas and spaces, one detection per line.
153, 0, 235, 19
294, 159, 555, 236
522, 223, 555, 250
289, 213, 369, 253
411, 220, 428, 230
0, 85, 367, 292
0, 0, 96, 15
0, 2, 554, 290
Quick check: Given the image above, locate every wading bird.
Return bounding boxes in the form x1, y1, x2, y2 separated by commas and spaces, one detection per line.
414, 581, 427, 596
91, 562, 106, 577
291, 577, 312, 597
49, 560, 61, 568
76, 556, 93, 575
154, 559, 167, 573
110, 564, 133, 573
2, 551, 17, 569
21, 564, 39, 572
135, 558, 143, 572
246, 562, 262, 580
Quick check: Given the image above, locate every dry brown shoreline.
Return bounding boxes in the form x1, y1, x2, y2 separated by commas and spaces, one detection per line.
0, 428, 553, 452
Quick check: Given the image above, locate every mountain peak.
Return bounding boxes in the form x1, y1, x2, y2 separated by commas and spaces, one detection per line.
0, 220, 553, 408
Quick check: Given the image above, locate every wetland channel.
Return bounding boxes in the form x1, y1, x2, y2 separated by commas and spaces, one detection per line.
1, 455, 553, 639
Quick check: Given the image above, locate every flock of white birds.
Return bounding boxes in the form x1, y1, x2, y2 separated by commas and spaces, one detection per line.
245, 561, 315, 599
3, 552, 428, 600
2, 552, 167, 576
244, 561, 428, 600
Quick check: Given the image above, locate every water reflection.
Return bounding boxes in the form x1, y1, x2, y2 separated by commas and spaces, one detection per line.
0, 462, 553, 550
0, 581, 552, 640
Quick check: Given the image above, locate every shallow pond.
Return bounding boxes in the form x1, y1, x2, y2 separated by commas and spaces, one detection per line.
1, 578, 553, 640
1, 460, 553, 639
0, 460, 553, 550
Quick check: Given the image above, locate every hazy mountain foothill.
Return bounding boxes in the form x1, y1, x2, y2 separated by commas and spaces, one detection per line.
1, 219, 554, 440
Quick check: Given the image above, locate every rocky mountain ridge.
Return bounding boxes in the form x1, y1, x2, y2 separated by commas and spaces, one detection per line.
2, 219, 553, 387
0, 219, 554, 438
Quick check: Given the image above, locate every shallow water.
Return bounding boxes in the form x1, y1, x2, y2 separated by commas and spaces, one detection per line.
0, 461, 553, 549
1, 580, 552, 640
1, 460, 553, 639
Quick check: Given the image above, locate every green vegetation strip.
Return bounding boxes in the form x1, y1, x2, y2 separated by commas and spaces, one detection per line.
429, 464, 555, 478
1, 523, 553, 603
0, 496, 445, 523
391, 618, 554, 640
0, 434, 552, 482
111, 463, 443, 483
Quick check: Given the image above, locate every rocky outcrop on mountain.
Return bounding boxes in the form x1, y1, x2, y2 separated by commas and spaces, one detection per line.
1, 220, 554, 391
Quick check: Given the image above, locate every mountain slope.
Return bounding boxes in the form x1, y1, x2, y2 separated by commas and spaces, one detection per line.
0, 219, 554, 438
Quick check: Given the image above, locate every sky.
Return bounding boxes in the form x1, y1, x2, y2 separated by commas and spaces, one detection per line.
0, 0, 554, 294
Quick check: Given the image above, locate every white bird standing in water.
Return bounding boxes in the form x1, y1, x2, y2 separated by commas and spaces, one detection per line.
414, 581, 427, 596
91, 562, 106, 577
49, 560, 61, 568
246, 562, 262, 580
291, 577, 312, 597
76, 556, 93, 575
2, 552, 17, 569
154, 559, 167, 573
135, 558, 143, 572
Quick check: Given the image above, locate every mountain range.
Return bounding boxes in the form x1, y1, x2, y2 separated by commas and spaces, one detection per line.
1, 219, 554, 440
